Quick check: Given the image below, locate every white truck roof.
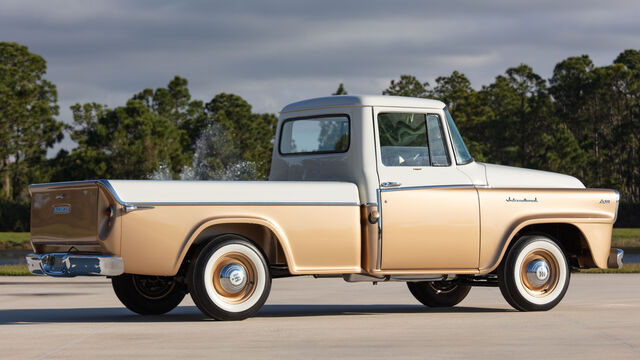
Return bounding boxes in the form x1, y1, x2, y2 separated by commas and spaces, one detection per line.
280, 95, 446, 113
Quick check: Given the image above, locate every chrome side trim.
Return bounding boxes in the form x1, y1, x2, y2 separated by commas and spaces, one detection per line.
380, 184, 475, 192
126, 201, 360, 206
97, 179, 127, 205
607, 248, 624, 269
382, 184, 621, 192
26, 253, 124, 277
124, 205, 155, 213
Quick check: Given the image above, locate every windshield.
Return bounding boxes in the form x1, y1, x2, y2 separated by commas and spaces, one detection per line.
444, 108, 473, 164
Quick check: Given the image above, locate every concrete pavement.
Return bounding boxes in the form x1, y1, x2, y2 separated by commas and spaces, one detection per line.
1, 274, 639, 359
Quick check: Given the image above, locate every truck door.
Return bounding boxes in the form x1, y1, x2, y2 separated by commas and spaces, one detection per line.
373, 107, 480, 270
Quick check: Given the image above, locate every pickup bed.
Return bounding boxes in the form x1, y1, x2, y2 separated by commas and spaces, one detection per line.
26, 95, 623, 320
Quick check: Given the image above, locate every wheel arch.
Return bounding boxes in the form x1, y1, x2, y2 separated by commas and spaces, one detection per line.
484, 220, 600, 273
172, 217, 294, 276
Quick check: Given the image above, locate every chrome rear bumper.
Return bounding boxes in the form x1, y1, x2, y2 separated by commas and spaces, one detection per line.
26, 253, 124, 277
607, 248, 624, 269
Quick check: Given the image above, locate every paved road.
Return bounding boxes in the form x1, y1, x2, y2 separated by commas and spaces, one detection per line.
1, 274, 639, 359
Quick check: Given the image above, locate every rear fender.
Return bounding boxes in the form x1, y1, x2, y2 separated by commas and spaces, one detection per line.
173, 216, 294, 274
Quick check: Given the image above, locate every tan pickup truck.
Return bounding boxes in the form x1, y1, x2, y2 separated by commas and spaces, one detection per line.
27, 95, 622, 320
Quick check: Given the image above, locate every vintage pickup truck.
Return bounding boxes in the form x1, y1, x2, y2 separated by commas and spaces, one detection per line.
26, 95, 623, 320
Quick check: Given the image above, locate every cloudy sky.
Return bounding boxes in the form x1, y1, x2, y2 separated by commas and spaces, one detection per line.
2, 0, 640, 152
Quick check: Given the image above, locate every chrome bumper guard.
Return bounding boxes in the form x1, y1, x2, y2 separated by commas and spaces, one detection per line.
607, 248, 624, 269
26, 253, 124, 277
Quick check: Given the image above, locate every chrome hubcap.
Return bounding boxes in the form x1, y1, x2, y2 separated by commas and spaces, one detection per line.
520, 248, 560, 298
526, 259, 550, 288
219, 263, 247, 293
212, 251, 257, 304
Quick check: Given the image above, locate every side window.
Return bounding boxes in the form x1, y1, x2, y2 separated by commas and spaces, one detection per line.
444, 108, 473, 164
279, 115, 350, 155
377, 112, 450, 167
427, 114, 451, 166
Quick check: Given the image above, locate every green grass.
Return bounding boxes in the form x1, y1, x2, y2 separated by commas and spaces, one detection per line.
0, 232, 31, 250
0, 264, 33, 276
611, 228, 640, 249
580, 263, 640, 273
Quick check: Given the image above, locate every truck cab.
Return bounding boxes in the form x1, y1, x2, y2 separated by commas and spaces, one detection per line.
271, 96, 485, 273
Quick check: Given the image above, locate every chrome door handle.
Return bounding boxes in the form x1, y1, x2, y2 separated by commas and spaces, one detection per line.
381, 181, 402, 188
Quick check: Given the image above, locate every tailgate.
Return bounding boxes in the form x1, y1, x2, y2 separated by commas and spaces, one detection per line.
29, 181, 120, 254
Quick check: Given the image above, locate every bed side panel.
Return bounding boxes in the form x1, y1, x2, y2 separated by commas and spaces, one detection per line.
121, 205, 361, 276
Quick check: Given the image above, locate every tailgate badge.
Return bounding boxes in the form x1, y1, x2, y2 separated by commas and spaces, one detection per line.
53, 205, 71, 215
56, 193, 65, 199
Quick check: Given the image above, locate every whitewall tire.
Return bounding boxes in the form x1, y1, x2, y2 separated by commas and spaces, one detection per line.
188, 235, 271, 320
498, 235, 570, 311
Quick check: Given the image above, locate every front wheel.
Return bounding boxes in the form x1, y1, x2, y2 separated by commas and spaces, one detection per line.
188, 235, 271, 321
112, 274, 186, 315
498, 235, 570, 311
407, 280, 471, 307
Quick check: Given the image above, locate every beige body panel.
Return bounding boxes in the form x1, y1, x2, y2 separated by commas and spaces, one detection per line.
360, 206, 479, 276
121, 205, 362, 276
477, 188, 617, 271
571, 222, 614, 269
28, 182, 617, 277
361, 205, 379, 274
380, 187, 480, 270
29, 182, 121, 255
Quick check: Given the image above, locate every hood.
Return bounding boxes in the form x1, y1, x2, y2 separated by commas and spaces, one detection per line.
480, 163, 585, 189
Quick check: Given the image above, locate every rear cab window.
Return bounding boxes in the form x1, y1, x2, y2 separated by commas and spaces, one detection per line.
279, 115, 350, 155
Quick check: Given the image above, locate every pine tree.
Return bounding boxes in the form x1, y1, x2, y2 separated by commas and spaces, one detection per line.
0, 42, 64, 201
332, 83, 348, 95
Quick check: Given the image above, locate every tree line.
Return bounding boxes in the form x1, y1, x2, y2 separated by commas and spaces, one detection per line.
379, 56, 640, 209
1, 42, 639, 230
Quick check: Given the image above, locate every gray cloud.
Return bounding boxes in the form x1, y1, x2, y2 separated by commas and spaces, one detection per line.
2, 0, 640, 153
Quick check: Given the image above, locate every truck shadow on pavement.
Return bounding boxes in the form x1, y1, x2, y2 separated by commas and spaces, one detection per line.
0, 304, 511, 324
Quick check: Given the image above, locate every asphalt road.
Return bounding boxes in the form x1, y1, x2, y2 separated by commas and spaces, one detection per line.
1, 274, 639, 359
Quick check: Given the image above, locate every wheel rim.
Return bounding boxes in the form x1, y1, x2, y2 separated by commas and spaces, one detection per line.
427, 281, 458, 294
211, 252, 257, 304
132, 275, 176, 300
519, 249, 560, 298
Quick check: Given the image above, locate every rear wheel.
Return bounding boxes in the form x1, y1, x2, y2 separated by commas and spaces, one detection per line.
498, 235, 570, 311
188, 235, 271, 321
112, 274, 186, 315
407, 280, 471, 307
